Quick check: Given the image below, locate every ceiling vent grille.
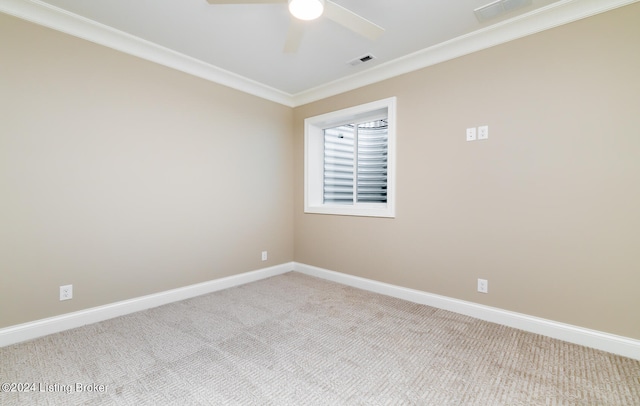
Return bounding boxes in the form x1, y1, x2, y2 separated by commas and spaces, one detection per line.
474, 0, 532, 22
348, 54, 376, 67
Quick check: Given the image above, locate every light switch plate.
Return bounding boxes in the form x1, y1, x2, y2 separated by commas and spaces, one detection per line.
466, 128, 477, 141
478, 125, 489, 140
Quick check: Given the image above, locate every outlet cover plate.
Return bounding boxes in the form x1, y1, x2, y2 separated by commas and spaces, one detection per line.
60, 284, 73, 301
477, 279, 488, 294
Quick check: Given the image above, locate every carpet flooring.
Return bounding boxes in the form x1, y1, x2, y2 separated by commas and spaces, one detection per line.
1, 272, 639, 405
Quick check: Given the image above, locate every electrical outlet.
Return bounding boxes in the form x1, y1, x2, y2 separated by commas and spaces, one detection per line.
60, 284, 73, 301
477, 279, 488, 294
261, 251, 268, 261
466, 127, 477, 141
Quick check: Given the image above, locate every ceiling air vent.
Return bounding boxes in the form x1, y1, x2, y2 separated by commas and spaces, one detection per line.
348, 54, 376, 67
474, 0, 532, 22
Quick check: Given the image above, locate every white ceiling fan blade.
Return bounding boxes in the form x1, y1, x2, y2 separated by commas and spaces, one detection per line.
323, 0, 384, 41
283, 17, 305, 53
206, 0, 286, 4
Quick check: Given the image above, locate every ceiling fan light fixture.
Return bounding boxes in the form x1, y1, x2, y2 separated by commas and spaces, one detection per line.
288, 0, 325, 21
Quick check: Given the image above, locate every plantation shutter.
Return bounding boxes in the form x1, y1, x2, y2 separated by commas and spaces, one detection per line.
323, 124, 355, 204
323, 119, 388, 205
357, 120, 388, 203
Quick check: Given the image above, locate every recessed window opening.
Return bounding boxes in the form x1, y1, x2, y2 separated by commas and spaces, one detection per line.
304, 97, 396, 218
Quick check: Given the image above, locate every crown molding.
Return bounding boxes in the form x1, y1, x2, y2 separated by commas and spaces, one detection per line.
1, 0, 637, 108
291, 0, 640, 106
0, 0, 295, 106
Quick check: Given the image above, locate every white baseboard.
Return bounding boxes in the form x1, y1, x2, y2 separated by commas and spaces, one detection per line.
0, 262, 293, 348
294, 262, 640, 361
3, 261, 638, 360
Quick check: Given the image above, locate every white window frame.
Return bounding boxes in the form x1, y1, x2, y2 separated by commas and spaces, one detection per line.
304, 97, 396, 218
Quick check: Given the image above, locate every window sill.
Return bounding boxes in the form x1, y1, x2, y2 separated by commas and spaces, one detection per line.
304, 204, 395, 218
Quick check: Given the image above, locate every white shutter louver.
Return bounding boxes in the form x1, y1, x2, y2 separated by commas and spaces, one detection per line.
357, 120, 388, 204
323, 125, 354, 204
323, 119, 388, 205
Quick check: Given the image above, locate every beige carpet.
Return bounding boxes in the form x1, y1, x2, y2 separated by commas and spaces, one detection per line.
1, 272, 639, 405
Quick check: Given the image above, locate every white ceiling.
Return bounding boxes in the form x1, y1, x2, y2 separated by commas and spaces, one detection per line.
1, 0, 636, 106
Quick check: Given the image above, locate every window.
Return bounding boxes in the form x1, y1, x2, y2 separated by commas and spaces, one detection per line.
304, 97, 396, 217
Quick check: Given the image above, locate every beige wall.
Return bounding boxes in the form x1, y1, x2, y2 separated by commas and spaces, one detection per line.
1, 4, 639, 341
294, 4, 640, 339
0, 14, 294, 328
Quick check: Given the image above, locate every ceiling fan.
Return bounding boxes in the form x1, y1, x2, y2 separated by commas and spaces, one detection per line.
206, 0, 385, 53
